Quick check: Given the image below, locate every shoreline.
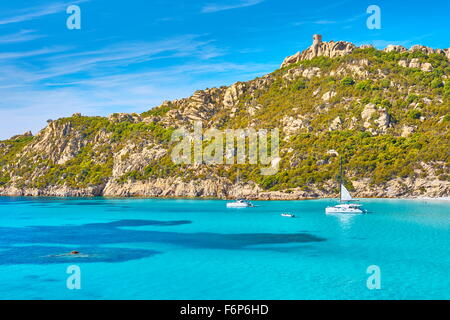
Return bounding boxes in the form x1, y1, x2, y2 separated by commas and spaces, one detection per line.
0, 194, 448, 201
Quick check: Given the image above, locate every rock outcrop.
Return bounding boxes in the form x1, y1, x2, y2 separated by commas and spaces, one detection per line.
281, 34, 356, 68
281, 35, 450, 69
361, 103, 391, 134
383, 45, 407, 53
399, 58, 433, 72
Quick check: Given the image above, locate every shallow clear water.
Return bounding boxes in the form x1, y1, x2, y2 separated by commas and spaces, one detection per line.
0, 197, 448, 300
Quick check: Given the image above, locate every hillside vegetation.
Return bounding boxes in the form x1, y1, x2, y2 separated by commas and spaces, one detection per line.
0, 44, 449, 198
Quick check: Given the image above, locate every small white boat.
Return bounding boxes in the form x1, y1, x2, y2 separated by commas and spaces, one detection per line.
226, 199, 254, 208
281, 213, 295, 218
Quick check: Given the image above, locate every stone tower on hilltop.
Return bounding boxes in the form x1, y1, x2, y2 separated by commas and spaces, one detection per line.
312, 34, 322, 46
312, 34, 323, 56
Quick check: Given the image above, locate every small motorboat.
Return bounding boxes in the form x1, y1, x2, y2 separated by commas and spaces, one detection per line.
281, 213, 295, 218
226, 199, 254, 208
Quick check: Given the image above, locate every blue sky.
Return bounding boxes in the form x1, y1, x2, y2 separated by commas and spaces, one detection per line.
0, 0, 449, 139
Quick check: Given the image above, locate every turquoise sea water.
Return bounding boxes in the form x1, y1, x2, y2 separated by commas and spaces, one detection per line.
0, 197, 448, 300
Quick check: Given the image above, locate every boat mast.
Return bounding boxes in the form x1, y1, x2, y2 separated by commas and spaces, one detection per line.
236, 168, 240, 200
339, 157, 343, 202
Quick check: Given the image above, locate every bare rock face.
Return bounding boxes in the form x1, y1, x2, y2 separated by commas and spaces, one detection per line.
281, 115, 310, 134
398, 60, 408, 68
408, 45, 450, 62
184, 88, 224, 121
223, 82, 246, 108
375, 108, 391, 132
409, 58, 422, 68
322, 91, 336, 101
282, 66, 322, 81
444, 48, 450, 60
102, 176, 236, 198
401, 125, 415, 137
409, 45, 435, 55
361, 103, 390, 134
330, 59, 369, 78
24, 121, 82, 165
111, 144, 167, 178
0, 185, 105, 197
383, 45, 407, 53
420, 62, 433, 72
329, 116, 342, 131
108, 113, 141, 123
398, 58, 434, 72
281, 35, 356, 68
9, 131, 33, 140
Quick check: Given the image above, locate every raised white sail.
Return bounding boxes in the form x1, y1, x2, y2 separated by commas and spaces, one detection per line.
326, 160, 366, 214
340, 184, 353, 201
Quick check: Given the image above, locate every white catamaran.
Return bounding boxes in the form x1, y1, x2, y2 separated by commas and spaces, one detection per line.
326, 159, 367, 214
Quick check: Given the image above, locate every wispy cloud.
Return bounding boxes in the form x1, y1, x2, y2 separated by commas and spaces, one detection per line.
0, 0, 88, 25
313, 20, 336, 25
0, 61, 274, 140
0, 30, 45, 44
202, 0, 264, 13
312, 0, 353, 13
0, 34, 275, 139
24, 35, 227, 81
293, 12, 366, 27
0, 46, 70, 61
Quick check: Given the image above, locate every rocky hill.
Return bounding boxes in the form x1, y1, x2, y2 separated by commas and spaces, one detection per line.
1, 35, 449, 199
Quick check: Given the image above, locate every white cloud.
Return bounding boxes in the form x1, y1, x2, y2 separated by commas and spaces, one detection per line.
0, 0, 88, 25
202, 0, 264, 13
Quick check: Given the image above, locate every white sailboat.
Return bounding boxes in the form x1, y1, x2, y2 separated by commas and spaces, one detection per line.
325, 184, 366, 214
326, 159, 367, 214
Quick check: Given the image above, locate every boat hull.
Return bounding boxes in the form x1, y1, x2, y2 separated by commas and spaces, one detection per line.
226, 203, 253, 208
325, 207, 365, 214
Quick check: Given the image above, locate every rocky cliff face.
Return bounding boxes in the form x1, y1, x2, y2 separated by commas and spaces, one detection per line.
281, 36, 357, 68
1, 35, 449, 199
